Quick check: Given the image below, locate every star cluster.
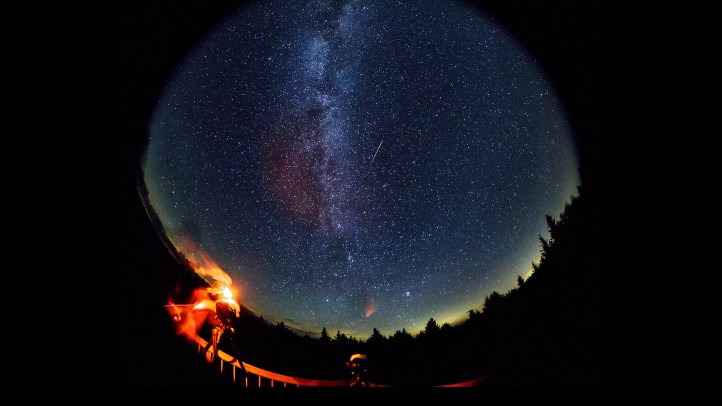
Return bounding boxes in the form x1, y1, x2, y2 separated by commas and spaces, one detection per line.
143, 0, 579, 337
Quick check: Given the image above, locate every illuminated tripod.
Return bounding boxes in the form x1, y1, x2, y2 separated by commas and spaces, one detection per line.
207, 299, 236, 359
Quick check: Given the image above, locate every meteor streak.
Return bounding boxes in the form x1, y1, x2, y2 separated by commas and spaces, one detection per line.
370, 140, 383, 164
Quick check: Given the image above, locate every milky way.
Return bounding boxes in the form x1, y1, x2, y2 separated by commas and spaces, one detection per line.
143, 0, 579, 337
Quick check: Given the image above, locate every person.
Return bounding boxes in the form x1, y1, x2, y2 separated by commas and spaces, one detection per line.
347, 353, 369, 387
204, 285, 247, 379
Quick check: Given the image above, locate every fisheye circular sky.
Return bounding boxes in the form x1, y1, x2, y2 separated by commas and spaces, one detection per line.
142, 0, 579, 337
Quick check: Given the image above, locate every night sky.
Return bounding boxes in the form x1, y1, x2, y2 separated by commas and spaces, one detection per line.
141, 0, 580, 337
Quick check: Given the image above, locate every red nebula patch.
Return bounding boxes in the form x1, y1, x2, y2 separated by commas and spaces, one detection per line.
364, 303, 377, 318
263, 112, 333, 231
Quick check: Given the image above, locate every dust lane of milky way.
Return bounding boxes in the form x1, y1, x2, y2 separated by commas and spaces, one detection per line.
142, 0, 580, 337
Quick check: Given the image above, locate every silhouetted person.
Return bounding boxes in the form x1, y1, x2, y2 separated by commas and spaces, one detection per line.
205, 286, 248, 380
347, 353, 369, 387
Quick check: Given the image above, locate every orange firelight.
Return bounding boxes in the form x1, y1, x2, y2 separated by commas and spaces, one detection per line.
164, 247, 242, 344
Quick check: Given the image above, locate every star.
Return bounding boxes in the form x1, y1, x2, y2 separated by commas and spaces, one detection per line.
142, 0, 580, 338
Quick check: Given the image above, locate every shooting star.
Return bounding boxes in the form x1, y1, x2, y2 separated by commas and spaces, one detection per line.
370, 139, 383, 164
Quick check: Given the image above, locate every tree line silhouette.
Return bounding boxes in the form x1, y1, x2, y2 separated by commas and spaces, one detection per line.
166, 176, 606, 385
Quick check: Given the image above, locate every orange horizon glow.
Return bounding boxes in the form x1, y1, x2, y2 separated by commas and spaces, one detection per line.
174, 234, 234, 286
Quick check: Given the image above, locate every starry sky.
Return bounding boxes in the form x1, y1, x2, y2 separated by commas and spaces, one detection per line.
142, 0, 579, 338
